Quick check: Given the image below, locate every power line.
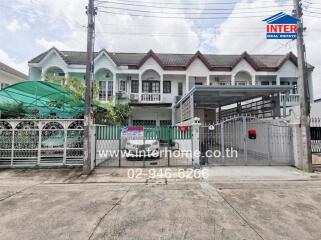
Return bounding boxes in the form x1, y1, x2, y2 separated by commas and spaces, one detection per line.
304, 10, 321, 15
302, 0, 321, 5
98, 10, 273, 19
97, 0, 290, 6
97, 5, 293, 15
96, 1, 293, 11
95, 31, 265, 37
95, 20, 264, 30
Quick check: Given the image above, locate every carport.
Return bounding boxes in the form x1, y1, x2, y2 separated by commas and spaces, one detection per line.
174, 85, 293, 124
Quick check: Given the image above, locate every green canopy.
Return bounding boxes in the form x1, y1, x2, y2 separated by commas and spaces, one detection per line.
0, 81, 84, 118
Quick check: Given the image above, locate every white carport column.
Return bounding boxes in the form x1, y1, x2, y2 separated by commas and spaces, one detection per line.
206, 75, 210, 85
160, 74, 164, 101
276, 76, 281, 85
191, 119, 201, 168
138, 74, 142, 102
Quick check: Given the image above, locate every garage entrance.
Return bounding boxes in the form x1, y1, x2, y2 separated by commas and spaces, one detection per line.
200, 116, 293, 166
95, 125, 193, 168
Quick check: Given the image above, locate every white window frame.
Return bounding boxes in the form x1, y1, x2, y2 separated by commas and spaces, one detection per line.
99, 80, 113, 101
119, 80, 126, 92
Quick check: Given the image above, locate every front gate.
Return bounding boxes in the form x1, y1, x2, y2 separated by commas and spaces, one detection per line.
95, 125, 193, 168
200, 116, 293, 166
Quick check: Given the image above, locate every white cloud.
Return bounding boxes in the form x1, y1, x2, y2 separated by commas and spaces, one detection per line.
210, 0, 321, 98
6, 19, 21, 32
0, 48, 28, 74
30, 0, 199, 53
5, 18, 30, 33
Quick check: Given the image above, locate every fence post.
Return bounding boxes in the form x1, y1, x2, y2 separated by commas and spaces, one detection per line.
191, 120, 201, 168
118, 126, 121, 168
11, 128, 15, 167
63, 126, 67, 165
37, 122, 42, 165
267, 126, 272, 165
167, 126, 170, 167
243, 116, 248, 165
289, 123, 302, 169
90, 125, 96, 170
220, 123, 224, 163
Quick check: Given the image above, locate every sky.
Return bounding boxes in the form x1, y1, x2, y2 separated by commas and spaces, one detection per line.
0, 0, 320, 98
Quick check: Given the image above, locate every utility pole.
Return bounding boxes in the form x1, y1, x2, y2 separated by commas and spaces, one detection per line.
83, 0, 96, 174
293, 0, 312, 172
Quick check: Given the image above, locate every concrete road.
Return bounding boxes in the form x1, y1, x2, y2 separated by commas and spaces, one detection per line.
0, 167, 321, 240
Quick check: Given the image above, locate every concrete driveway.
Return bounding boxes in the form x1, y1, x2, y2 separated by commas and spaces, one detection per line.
0, 167, 320, 240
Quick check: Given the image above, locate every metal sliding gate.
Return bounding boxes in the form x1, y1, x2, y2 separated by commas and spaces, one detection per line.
95, 125, 193, 168
200, 116, 293, 166
0, 119, 84, 167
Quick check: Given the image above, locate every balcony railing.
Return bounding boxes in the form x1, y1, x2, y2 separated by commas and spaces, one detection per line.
280, 93, 300, 107
211, 81, 232, 86
141, 93, 161, 102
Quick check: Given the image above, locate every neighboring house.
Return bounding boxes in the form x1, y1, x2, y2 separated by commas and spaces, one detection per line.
28, 47, 314, 125
0, 62, 28, 89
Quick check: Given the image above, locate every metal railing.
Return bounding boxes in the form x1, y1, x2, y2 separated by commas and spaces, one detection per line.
311, 117, 321, 153
0, 119, 84, 167
141, 93, 161, 102
200, 116, 293, 166
280, 93, 300, 107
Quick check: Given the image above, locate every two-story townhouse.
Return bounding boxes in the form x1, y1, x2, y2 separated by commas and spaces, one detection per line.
28, 47, 314, 125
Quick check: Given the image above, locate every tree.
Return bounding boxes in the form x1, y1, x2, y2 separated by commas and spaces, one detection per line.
44, 75, 130, 124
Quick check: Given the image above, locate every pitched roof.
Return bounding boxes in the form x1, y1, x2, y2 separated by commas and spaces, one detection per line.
0, 62, 28, 79
28, 48, 313, 71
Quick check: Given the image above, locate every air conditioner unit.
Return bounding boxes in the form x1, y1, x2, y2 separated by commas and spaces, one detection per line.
130, 94, 139, 101
117, 91, 127, 99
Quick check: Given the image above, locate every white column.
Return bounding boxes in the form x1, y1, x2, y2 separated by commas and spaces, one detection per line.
138, 74, 142, 102
185, 75, 189, 93
276, 76, 281, 85
65, 72, 69, 86
113, 73, 117, 96
171, 104, 175, 125
206, 75, 210, 85
191, 121, 201, 167
307, 72, 313, 102
231, 74, 235, 86
40, 69, 44, 81
160, 74, 164, 102
251, 74, 255, 86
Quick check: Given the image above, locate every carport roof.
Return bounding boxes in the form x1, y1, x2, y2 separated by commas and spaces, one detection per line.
176, 85, 293, 108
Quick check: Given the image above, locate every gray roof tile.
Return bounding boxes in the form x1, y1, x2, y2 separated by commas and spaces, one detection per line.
29, 48, 310, 70
0, 62, 28, 79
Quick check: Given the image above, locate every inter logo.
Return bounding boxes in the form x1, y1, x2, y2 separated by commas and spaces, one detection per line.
263, 12, 299, 39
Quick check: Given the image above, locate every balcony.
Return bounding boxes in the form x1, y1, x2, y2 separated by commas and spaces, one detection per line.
141, 93, 161, 103
280, 93, 300, 107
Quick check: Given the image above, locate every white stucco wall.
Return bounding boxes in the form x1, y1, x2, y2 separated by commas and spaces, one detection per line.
0, 71, 25, 87
41, 51, 67, 76
163, 75, 185, 103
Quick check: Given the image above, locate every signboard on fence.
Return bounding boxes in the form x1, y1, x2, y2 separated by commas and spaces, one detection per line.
121, 126, 144, 141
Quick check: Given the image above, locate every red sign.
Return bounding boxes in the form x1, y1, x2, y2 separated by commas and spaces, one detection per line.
248, 129, 257, 140
179, 126, 188, 132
